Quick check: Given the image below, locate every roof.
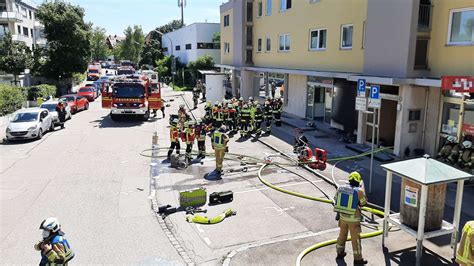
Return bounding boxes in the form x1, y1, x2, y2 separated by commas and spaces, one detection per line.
198, 70, 226, 75
106, 35, 125, 49
381, 156, 473, 185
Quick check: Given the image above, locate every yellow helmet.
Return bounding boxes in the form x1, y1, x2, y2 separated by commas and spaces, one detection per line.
348, 172, 362, 183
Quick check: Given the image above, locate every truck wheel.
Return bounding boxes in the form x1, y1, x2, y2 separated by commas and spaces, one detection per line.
110, 114, 118, 121
142, 110, 150, 121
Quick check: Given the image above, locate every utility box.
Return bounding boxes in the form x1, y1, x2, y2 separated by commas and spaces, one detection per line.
399, 178, 447, 231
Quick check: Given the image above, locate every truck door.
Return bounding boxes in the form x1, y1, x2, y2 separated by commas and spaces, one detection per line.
101, 83, 112, 109
148, 83, 162, 111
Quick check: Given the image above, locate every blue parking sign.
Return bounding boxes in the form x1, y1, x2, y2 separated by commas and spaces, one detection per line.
370, 85, 380, 99
358, 79, 366, 97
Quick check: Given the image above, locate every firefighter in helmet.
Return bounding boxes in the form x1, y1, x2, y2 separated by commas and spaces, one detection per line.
212, 125, 229, 175
192, 88, 200, 109
168, 118, 181, 159
239, 104, 251, 137
458, 140, 474, 172
437, 135, 457, 162
195, 119, 207, 159
334, 172, 368, 265
254, 103, 264, 136
35, 217, 75, 265
264, 97, 273, 133
183, 121, 195, 162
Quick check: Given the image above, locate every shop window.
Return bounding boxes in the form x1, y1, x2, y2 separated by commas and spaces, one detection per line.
408, 109, 421, 121
440, 102, 460, 136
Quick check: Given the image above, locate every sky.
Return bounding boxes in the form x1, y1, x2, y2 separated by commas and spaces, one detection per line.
48, 0, 222, 36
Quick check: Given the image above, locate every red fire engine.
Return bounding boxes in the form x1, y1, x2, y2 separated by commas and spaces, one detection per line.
101, 74, 162, 121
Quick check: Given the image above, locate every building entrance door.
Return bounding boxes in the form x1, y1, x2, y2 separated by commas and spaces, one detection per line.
306, 85, 325, 120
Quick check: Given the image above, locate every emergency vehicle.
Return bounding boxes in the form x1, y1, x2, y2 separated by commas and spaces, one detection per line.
87, 65, 101, 81
101, 74, 162, 121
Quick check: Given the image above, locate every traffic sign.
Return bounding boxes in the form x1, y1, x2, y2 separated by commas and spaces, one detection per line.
368, 85, 381, 108
357, 79, 366, 97
355, 97, 367, 111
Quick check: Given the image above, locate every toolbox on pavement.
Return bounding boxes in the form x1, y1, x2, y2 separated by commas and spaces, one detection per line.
209, 191, 233, 205
179, 188, 207, 208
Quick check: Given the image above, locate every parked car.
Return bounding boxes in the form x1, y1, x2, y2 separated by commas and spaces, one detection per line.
78, 87, 97, 101
5, 108, 54, 141
59, 94, 89, 114
40, 101, 72, 125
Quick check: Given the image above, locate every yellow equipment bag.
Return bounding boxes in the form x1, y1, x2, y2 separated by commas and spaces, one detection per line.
179, 188, 207, 208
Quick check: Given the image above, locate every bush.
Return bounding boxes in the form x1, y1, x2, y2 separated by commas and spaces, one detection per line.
72, 72, 86, 85
0, 84, 26, 116
26, 84, 57, 101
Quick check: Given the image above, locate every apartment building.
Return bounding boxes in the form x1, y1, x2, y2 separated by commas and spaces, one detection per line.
161, 22, 220, 65
219, 0, 474, 158
0, 0, 46, 49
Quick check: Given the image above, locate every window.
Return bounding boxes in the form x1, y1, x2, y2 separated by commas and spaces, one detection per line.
224, 42, 230, 54
30, 29, 33, 38
162, 47, 168, 52
257, 38, 262, 52
21, 7, 27, 17
279, 34, 291, 51
408, 110, 421, 121
23, 27, 28, 36
309, 29, 327, 50
0, 24, 9, 36
414, 38, 429, 69
448, 8, 474, 45
266, 37, 271, 51
310, 0, 321, 3
361, 21, 367, 49
341, 24, 353, 49
197, 43, 219, 49
185, 43, 192, 50
175, 45, 180, 51
17, 25, 21, 34
280, 0, 291, 12
266, 0, 272, 16
29, 10, 32, 19
257, 1, 263, 17
224, 15, 230, 27
0, 1, 7, 12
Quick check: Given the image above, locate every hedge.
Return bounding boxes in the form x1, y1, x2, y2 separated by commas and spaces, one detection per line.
26, 84, 57, 101
0, 84, 26, 116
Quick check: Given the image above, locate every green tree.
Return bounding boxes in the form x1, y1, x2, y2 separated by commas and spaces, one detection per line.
0, 84, 26, 115
37, 1, 91, 80
120, 25, 144, 64
139, 39, 163, 68
0, 33, 33, 86
148, 20, 184, 48
90, 26, 109, 61
154, 56, 171, 77
212, 32, 220, 43
187, 55, 215, 86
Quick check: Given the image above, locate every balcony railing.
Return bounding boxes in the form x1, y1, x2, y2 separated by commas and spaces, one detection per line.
0, 11, 23, 22
418, 4, 432, 30
12, 34, 29, 43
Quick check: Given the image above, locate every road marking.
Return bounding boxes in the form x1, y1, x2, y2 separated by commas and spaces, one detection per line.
235, 180, 322, 194
203, 237, 211, 246
196, 224, 204, 233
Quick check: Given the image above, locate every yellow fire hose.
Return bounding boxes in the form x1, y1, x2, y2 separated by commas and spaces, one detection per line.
257, 164, 385, 266
186, 208, 236, 224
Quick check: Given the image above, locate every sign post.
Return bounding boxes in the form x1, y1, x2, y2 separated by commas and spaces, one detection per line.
368, 85, 380, 194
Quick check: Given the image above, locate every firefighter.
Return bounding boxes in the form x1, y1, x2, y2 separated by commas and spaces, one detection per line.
264, 98, 273, 133
334, 172, 368, 265
271, 82, 276, 98
458, 140, 474, 172
212, 125, 229, 175
239, 104, 251, 137
168, 118, 181, 159
250, 101, 257, 133
273, 97, 283, 127
238, 97, 244, 111
204, 102, 212, 125
215, 103, 225, 129
254, 103, 264, 136
35, 217, 75, 265
192, 88, 200, 109
182, 121, 195, 162
195, 119, 207, 159
437, 136, 457, 162
226, 103, 237, 133
456, 221, 474, 266
178, 104, 189, 131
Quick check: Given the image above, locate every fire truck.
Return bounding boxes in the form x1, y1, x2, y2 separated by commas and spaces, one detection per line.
101, 74, 162, 121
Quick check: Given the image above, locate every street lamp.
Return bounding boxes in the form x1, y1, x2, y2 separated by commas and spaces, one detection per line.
154, 30, 175, 87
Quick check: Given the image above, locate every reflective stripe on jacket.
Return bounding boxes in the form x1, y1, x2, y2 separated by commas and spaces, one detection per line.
457, 221, 474, 265
334, 185, 367, 222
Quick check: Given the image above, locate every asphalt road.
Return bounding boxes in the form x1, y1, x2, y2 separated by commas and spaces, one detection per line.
0, 98, 182, 264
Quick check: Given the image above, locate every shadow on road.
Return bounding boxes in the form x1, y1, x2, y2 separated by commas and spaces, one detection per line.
382, 246, 455, 265
90, 114, 161, 128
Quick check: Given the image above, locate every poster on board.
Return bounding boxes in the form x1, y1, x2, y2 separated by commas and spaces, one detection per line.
404, 186, 418, 207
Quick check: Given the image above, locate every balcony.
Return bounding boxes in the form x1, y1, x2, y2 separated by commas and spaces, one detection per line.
12, 34, 29, 43
418, 4, 432, 31
34, 20, 44, 28
35, 37, 47, 46
0, 11, 23, 22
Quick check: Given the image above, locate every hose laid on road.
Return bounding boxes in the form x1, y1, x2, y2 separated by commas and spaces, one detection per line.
186, 208, 236, 224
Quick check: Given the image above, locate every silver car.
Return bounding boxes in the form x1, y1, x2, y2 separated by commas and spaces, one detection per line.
5, 108, 54, 141
40, 101, 72, 125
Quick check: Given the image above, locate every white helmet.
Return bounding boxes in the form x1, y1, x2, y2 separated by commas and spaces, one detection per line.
446, 136, 456, 143
249, 96, 254, 101
40, 217, 61, 233
462, 140, 472, 149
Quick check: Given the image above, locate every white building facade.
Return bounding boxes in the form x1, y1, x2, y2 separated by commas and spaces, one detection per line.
162, 23, 220, 65
0, 0, 46, 49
